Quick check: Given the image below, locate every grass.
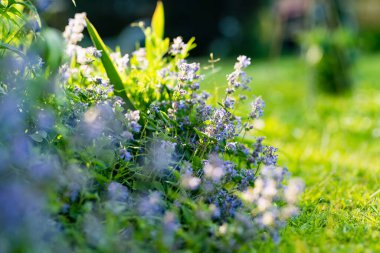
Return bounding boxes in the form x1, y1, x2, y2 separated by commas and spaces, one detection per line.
202, 54, 380, 252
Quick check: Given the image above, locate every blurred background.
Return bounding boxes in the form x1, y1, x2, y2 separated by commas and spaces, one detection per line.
38, 0, 380, 58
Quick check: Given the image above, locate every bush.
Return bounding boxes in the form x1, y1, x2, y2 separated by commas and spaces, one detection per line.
302, 28, 356, 94
0, 1, 303, 252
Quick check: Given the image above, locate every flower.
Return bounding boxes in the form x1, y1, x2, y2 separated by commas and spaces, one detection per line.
181, 174, 201, 190
223, 96, 236, 109
226, 55, 252, 91
132, 48, 148, 69
63, 13, 87, 45
178, 61, 201, 83
148, 140, 177, 173
138, 192, 163, 217
203, 154, 225, 181
262, 146, 278, 165
125, 110, 141, 133
107, 181, 129, 202
170, 37, 186, 55
234, 55, 251, 70
249, 96, 265, 119
111, 52, 129, 72
119, 148, 132, 161
284, 179, 305, 204
226, 142, 237, 152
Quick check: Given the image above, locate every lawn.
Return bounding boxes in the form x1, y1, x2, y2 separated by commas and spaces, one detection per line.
202, 54, 380, 252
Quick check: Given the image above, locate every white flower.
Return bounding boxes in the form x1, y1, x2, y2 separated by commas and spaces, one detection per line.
86, 47, 102, 58
241, 187, 258, 203
181, 175, 201, 190
132, 48, 148, 69
111, 52, 129, 72
234, 55, 251, 70
170, 36, 186, 55
281, 205, 299, 219
284, 178, 305, 204
203, 154, 225, 181
148, 140, 177, 172
262, 179, 277, 198
125, 110, 140, 122
261, 211, 275, 226
63, 13, 87, 45
257, 197, 272, 212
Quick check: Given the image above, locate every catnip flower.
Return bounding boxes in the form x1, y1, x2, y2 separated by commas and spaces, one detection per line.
108, 181, 129, 202
178, 61, 201, 83
262, 146, 278, 165
120, 148, 132, 161
203, 154, 225, 181
148, 140, 177, 173
111, 52, 129, 72
226, 55, 252, 91
226, 142, 237, 152
181, 174, 201, 190
170, 36, 186, 55
63, 13, 87, 45
138, 191, 163, 217
249, 96, 265, 119
223, 96, 235, 109
284, 179, 305, 204
87, 47, 102, 58
234, 55, 251, 70
125, 110, 141, 133
76, 46, 101, 65
133, 48, 148, 69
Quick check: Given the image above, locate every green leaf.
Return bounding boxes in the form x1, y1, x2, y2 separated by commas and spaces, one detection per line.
0, 41, 25, 58
72, 0, 76, 7
193, 127, 217, 142
85, 18, 135, 110
37, 28, 64, 71
152, 1, 164, 39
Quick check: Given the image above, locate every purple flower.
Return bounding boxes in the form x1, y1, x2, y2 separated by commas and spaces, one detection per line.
249, 97, 265, 119
170, 37, 186, 55
223, 96, 235, 109
177, 61, 201, 83
120, 148, 132, 161
262, 146, 278, 165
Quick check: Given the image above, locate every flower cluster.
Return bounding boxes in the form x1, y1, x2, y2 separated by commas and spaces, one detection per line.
241, 166, 304, 239
0, 4, 304, 253
170, 37, 186, 55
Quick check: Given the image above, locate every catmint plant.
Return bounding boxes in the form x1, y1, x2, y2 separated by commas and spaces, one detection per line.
0, 1, 304, 253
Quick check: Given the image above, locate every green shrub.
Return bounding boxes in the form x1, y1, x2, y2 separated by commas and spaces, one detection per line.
302, 28, 356, 94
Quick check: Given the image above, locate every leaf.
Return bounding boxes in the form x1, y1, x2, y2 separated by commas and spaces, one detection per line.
152, 1, 164, 39
85, 18, 135, 110
72, 0, 76, 7
0, 41, 26, 58
193, 127, 217, 142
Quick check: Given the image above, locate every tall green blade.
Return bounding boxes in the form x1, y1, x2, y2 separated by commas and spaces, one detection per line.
152, 1, 164, 39
85, 18, 135, 110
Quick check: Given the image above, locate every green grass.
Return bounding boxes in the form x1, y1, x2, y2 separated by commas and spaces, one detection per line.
202, 54, 380, 252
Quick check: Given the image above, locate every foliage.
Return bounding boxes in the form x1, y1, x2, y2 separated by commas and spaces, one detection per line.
0, 1, 303, 252
301, 27, 357, 94
0, 0, 40, 53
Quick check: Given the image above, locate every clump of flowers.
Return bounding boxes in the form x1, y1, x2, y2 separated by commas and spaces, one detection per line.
0, 1, 304, 253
